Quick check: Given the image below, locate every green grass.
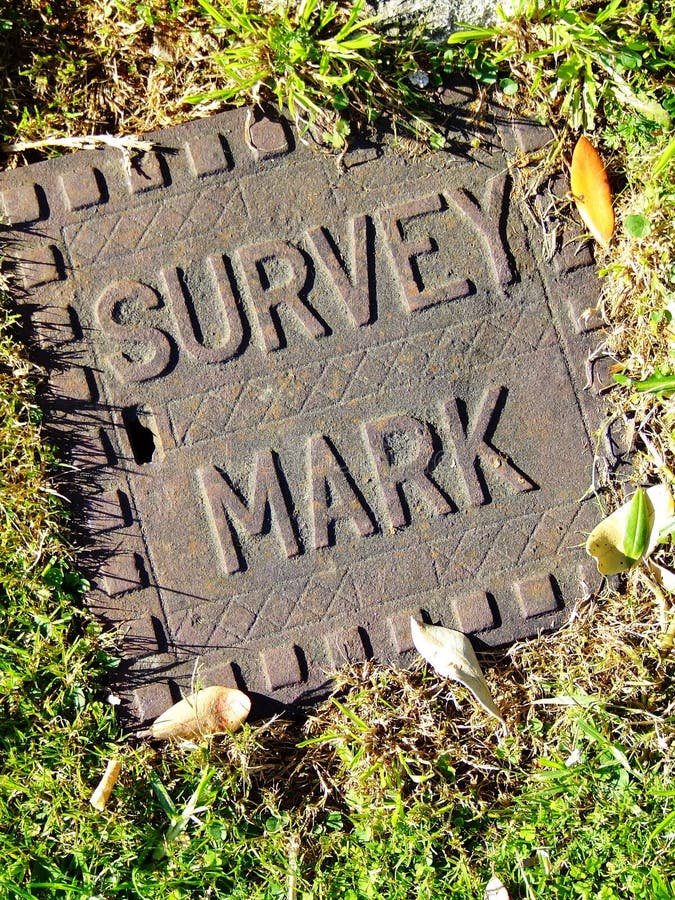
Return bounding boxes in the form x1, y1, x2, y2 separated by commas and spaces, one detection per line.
1, 603, 673, 898
183, 0, 447, 147
441, 0, 675, 130
1, 0, 675, 896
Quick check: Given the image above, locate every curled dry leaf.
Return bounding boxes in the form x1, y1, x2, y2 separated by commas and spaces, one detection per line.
647, 559, 675, 594
410, 618, 505, 725
570, 135, 614, 248
89, 759, 122, 811
150, 686, 251, 740
586, 483, 675, 575
484, 874, 510, 900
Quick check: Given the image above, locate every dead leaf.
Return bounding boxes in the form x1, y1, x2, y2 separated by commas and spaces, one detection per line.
484, 875, 509, 900
586, 484, 675, 575
647, 559, 675, 593
570, 135, 614, 248
89, 759, 122, 811
149, 686, 251, 740
410, 618, 505, 725
660, 612, 675, 652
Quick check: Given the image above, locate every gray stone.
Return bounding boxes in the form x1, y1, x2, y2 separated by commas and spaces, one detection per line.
370, 0, 513, 34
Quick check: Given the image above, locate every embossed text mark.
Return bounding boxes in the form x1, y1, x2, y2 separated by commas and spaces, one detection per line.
198, 385, 535, 574
95, 179, 514, 381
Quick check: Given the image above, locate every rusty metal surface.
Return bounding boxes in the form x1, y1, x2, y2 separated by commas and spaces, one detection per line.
0, 102, 607, 720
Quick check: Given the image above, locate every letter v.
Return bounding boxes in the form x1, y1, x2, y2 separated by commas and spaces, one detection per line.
306, 216, 373, 326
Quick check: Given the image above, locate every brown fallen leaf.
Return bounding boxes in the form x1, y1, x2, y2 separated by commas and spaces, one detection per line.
570, 135, 614, 248
410, 618, 505, 725
149, 686, 251, 740
89, 759, 122, 811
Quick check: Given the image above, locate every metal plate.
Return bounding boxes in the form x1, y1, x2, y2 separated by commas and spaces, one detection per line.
0, 101, 607, 719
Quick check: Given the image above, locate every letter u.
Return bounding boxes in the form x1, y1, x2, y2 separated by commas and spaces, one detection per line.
161, 255, 246, 363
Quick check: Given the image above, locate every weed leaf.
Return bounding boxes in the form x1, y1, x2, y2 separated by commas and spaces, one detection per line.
625, 214, 651, 239
611, 79, 671, 127
152, 769, 214, 861
622, 486, 650, 560
611, 371, 675, 394
410, 618, 505, 725
499, 78, 518, 95
634, 373, 675, 394
570, 136, 614, 248
586, 484, 675, 574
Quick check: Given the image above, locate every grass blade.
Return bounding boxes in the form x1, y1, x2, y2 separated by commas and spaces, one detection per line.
654, 135, 675, 177
648, 808, 675, 845
194, 0, 229, 27
150, 771, 177, 817
446, 26, 499, 43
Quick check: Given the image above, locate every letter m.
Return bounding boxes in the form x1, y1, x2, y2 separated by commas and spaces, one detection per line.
198, 450, 299, 574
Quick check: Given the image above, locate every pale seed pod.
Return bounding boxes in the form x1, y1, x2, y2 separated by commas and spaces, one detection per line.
89, 758, 122, 811
149, 686, 251, 740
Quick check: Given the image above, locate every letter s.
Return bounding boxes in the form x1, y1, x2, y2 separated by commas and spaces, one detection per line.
95, 280, 174, 383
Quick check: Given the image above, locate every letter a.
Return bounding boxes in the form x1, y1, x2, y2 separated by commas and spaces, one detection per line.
309, 435, 376, 549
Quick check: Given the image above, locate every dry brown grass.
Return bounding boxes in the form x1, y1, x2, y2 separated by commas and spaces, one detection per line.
0, 0, 223, 165
178, 578, 672, 830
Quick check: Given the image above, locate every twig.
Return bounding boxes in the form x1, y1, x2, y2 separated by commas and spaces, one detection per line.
641, 568, 669, 634
660, 612, 675, 653
1, 134, 154, 155
638, 416, 675, 482
287, 834, 299, 900
89, 759, 122, 811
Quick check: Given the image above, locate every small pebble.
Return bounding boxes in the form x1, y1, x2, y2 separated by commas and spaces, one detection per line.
408, 70, 430, 89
